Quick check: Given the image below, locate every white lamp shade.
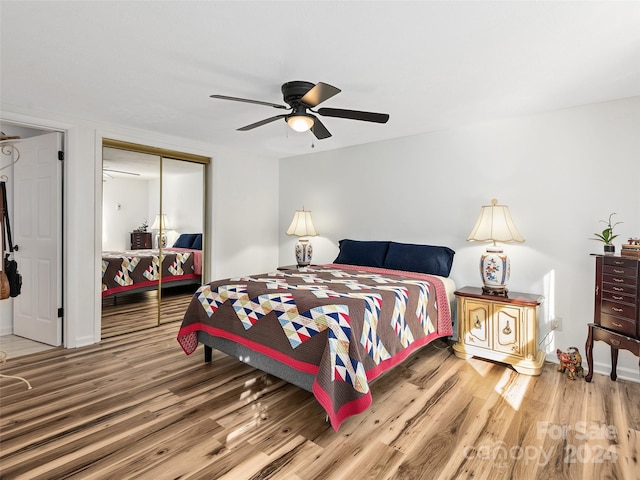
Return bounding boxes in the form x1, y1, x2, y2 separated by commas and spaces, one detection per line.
467, 199, 523, 295
467, 199, 524, 244
286, 210, 318, 237
287, 115, 315, 132
150, 214, 171, 231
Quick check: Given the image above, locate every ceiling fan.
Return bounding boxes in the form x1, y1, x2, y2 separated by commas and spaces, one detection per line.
102, 167, 140, 182
210, 81, 390, 140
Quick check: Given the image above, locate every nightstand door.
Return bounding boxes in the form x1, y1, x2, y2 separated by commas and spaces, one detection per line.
463, 299, 490, 349
493, 305, 522, 357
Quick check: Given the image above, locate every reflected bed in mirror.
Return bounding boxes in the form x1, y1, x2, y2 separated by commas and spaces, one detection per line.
101, 234, 203, 299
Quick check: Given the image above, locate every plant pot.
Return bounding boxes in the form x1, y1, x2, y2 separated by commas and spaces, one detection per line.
603, 244, 615, 255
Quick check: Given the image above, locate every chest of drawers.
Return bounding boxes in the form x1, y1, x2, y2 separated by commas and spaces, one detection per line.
130, 231, 152, 250
585, 255, 640, 382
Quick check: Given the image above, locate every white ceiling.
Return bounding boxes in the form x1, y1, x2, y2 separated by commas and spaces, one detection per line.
1, 1, 639, 158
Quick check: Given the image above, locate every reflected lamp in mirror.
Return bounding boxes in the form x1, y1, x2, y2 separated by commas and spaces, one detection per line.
466, 199, 524, 295
150, 214, 172, 248
286, 209, 318, 267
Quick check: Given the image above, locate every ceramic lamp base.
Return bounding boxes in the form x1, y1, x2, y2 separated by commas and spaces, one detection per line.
154, 232, 168, 249
295, 238, 313, 267
480, 246, 510, 295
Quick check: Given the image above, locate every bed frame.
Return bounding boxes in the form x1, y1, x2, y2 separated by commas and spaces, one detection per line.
199, 332, 315, 392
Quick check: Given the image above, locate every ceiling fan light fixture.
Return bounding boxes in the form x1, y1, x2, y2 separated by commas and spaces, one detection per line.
287, 114, 314, 132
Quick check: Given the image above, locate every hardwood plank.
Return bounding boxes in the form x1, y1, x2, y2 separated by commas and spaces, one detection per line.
1, 322, 639, 479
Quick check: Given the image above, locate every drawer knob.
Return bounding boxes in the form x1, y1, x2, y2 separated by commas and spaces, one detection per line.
613, 269, 625, 274
613, 295, 624, 300
502, 321, 512, 335
613, 287, 624, 291
612, 307, 623, 313
612, 322, 622, 328
474, 316, 481, 329
613, 278, 625, 283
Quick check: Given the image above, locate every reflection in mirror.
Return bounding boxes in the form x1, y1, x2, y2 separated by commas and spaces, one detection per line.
159, 158, 204, 324
101, 147, 161, 337
100, 147, 206, 337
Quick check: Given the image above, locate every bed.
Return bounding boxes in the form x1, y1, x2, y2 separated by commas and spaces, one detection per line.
102, 233, 203, 298
177, 239, 456, 430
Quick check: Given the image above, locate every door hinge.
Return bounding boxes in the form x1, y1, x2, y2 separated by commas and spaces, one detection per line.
58, 150, 64, 161
58, 307, 64, 318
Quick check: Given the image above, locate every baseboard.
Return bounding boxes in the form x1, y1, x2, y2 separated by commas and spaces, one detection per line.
0, 326, 14, 336
545, 353, 639, 384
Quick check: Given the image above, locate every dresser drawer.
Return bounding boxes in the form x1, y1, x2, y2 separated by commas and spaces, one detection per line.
603, 264, 637, 278
601, 299, 636, 320
604, 256, 639, 270
592, 326, 640, 355
602, 281, 637, 297
602, 290, 636, 304
603, 273, 637, 288
600, 313, 637, 336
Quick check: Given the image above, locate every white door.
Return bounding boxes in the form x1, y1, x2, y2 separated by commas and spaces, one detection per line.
13, 132, 63, 346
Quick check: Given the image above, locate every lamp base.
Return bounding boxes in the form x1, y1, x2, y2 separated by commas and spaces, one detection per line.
154, 232, 168, 249
480, 246, 511, 295
482, 286, 509, 296
295, 238, 313, 267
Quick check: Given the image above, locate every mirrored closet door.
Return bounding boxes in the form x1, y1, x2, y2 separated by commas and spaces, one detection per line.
101, 140, 208, 338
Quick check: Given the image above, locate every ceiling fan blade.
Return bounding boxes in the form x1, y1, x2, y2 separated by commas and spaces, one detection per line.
317, 107, 390, 124
310, 116, 332, 140
237, 114, 288, 131
210, 94, 288, 110
300, 82, 341, 107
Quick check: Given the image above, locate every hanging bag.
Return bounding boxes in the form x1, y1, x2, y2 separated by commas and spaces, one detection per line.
1, 181, 21, 298
0, 183, 9, 300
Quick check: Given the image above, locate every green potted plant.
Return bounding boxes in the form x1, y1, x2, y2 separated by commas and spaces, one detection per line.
592, 213, 622, 254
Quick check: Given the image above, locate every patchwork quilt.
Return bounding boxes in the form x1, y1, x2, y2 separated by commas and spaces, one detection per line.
102, 248, 198, 297
177, 265, 453, 430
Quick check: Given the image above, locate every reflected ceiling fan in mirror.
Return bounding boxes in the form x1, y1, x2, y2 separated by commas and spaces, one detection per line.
102, 167, 140, 182
210, 81, 390, 140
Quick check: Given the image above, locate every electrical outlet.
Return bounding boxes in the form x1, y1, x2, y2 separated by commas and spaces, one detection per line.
551, 317, 563, 332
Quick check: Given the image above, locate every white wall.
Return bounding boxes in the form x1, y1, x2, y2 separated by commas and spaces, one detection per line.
102, 177, 150, 251
1, 104, 280, 347
162, 168, 204, 246
212, 146, 281, 278
279, 97, 640, 381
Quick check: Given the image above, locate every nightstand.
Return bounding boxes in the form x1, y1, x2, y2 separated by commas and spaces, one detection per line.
453, 286, 545, 375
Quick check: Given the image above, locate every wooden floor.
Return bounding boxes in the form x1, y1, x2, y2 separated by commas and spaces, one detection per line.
1, 322, 638, 480
101, 284, 199, 338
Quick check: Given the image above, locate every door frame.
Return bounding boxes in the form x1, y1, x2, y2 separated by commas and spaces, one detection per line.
98, 137, 210, 339
0, 115, 68, 345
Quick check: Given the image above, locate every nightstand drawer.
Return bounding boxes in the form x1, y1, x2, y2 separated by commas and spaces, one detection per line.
601, 299, 636, 321
600, 313, 636, 336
